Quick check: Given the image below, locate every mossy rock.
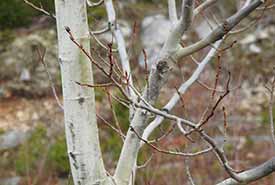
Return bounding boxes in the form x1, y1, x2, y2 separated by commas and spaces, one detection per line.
0, 28, 60, 97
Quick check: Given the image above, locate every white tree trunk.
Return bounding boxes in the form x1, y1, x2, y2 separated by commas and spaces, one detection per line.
52, 0, 269, 184
54, 0, 107, 184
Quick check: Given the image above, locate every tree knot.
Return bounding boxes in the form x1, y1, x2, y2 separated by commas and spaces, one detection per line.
156, 60, 171, 74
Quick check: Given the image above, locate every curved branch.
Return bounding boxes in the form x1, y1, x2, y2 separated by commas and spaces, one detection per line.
142, 40, 223, 144
87, 0, 104, 7
216, 157, 275, 185
114, 1, 195, 184
175, 0, 264, 59
161, 0, 194, 55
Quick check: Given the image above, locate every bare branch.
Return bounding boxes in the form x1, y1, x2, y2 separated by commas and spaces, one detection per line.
104, 0, 136, 103
142, 40, 223, 143
87, 0, 104, 7
130, 126, 212, 157
162, 0, 194, 53
193, 0, 218, 16
97, 113, 126, 139
175, 0, 264, 59
23, 0, 55, 18
89, 30, 118, 52
185, 158, 196, 185
36, 48, 63, 110
199, 131, 242, 182
186, 71, 231, 136
216, 157, 275, 185
75, 81, 114, 88
91, 26, 110, 35
265, 71, 275, 149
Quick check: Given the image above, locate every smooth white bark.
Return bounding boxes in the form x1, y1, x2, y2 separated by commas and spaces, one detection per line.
175, 0, 263, 59
168, 0, 178, 24
54, 0, 107, 184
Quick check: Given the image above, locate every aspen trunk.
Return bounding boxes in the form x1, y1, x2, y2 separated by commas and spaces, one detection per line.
54, 0, 107, 184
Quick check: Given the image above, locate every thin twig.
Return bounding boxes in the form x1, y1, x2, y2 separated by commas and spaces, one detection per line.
23, 0, 56, 19
265, 71, 275, 150
97, 113, 125, 139
185, 158, 196, 185
130, 126, 212, 157
87, 0, 104, 7
36, 48, 63, 110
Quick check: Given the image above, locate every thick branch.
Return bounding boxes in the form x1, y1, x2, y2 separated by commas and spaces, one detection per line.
104, 0, 136, 102
168, 0, 178, 24
114, 1, 195, 184
142, 40, 223, 143
162, 0, 194, 55
216, 157, 275, 185
175, 0, 263, 59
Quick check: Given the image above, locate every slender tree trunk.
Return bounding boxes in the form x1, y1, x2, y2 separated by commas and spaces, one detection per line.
54, 0, 107, 184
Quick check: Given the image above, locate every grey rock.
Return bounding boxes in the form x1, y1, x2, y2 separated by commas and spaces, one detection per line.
57, 178, 69, 185
0, 177, 21, 185
0, 130, 30, 150
139, 14, 171, 68
195, 20, 218, 39
98, 21, 131, 43
0, 29, 60, 96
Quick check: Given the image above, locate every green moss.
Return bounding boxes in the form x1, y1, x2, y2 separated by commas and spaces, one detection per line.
95, 88, 105, 102
261, 107, 275, 126
87, 6, 107, 25
113, 99, 129, 131
15, 124, 48, 175
100, 91, 129, 162
0, 128, 5, 135
14, 124, 70, 176
0, 30, 15, 49
245, 136, 254, 148
48, 135, 70, 176
224, 143, 234, 153
103, 132, 122, 161
211, 159, 221, 172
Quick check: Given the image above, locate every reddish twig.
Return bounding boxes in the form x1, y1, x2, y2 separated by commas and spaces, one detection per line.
212, 54, 222, 98
75, 81, 114, 88
129, 126, 212, 157
97, 114, 125, 139
105, 88, 124, 140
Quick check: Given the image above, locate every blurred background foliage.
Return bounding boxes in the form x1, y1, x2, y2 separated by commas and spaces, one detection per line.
0, 0, 55, 29
0, 0, 167, 29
